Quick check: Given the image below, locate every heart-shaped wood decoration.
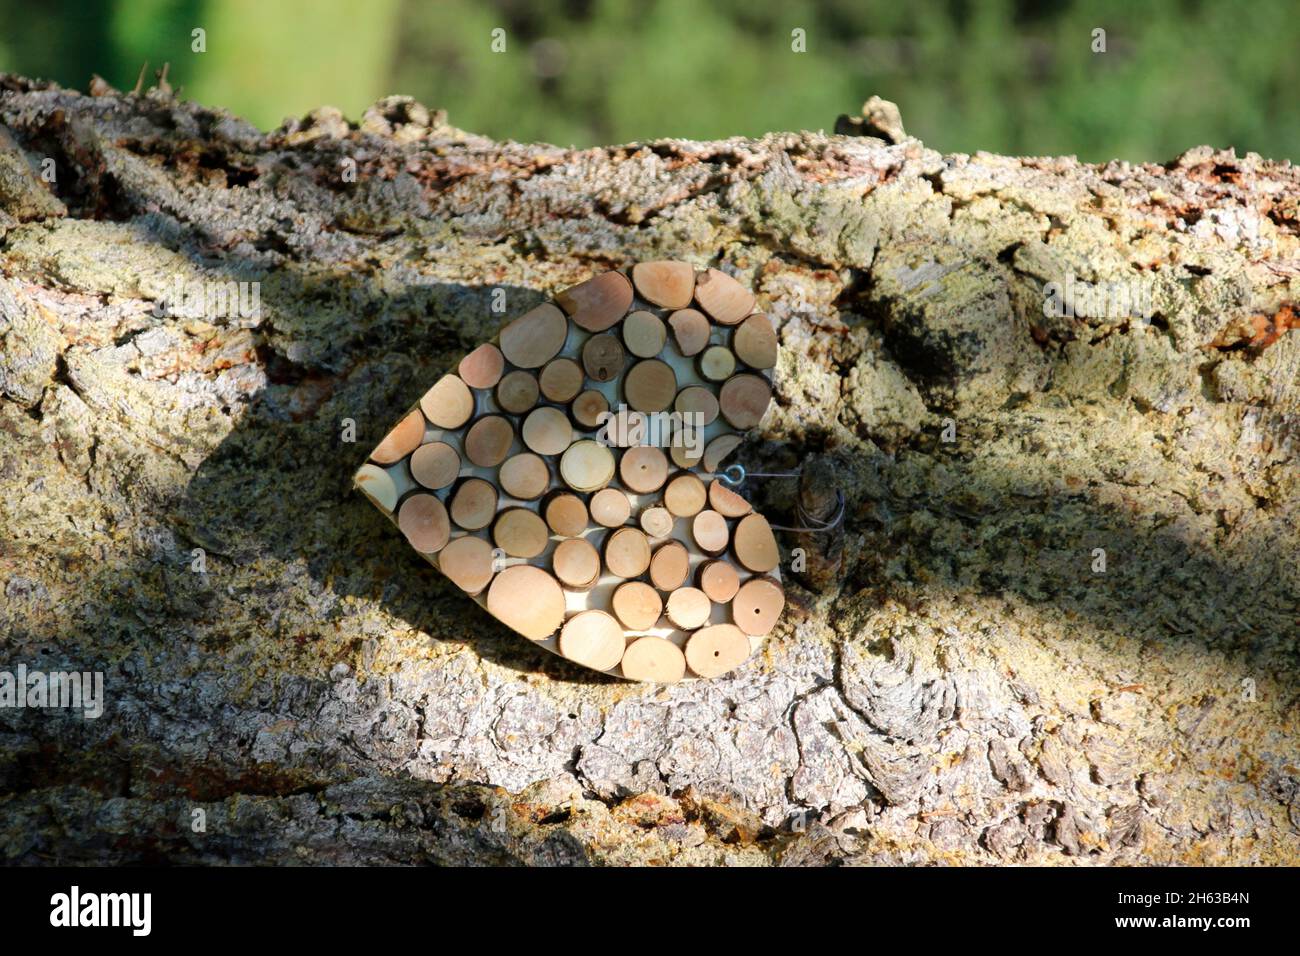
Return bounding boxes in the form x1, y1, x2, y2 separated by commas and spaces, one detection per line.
354, 261, 784, 681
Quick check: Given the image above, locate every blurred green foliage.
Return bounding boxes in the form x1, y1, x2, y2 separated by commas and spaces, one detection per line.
2, 0, 1297, 162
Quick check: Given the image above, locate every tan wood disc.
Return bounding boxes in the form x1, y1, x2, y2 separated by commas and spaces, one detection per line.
558, 610, 626, 672
663, 472, 707, 517
733, 513, 779, 572
685, 624, 751, 678
703, 433, 742, 472
553, 537, 601, 590
619, 445, 669, 494
708, 479, 752, 518
496, 370, 539, 415
486, 565, 565, 640
459, 343, 505, 389
555, 270, 633, 332
639, 505, 674, 539
499, 302, 568, 368
733, 313, 778, 370
589, 487, 630, 527
398, 493, 451, 554
449, 478, 498, 530
692, 509, 730, 554
560, 439, 615, 493
437, 534, 496, 595
670, 440, 703, 469
492, 508, 549, 558
697, 559, 740, 603
499, 452, 550, 500
666, 586, 712, 630
623, 359, 677, 413
622, 310, 667, 358
632, 260, 695, 309
410, 441, 461, 490
544, 492, 588, 537
464, 415, 514, 467
694, 268, 755, 326
649, 541, 690, 591
611, 581, 663, 631
698, 345, 736, 382
355, 463, 397, 513
371, 408, 426, 465
620, 636, 685, 683
539, 357, 584, 403
581, 333, 625, 383
521, 406, 572, 456
673, 385, 720, 427
420, 374, 475, 429
732, 575, 785, 636
604, 526, 651, 578
668, 308, 710, 357
571, 389, 609, 429
719, 373, 773, 430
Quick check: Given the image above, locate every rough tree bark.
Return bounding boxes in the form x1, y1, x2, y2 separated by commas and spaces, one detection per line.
0, 75, 1297, 865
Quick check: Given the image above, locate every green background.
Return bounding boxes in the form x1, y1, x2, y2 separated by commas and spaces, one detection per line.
3, 0, 1297, 162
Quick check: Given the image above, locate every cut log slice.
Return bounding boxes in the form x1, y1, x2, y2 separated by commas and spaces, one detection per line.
733, 513, 779, 572
521, 406, 572, 456
673, 385, 720, 427
410, 441, 461, 490
571, 389, 609, 430
398, 493, 451, 554
493, 508, 549, 558
685, 624, 751, 678
703, 433, 742, 473
420, 374, 475, 429
589, 487, 630, 528
539, 357, 584, 403
612, 581, 663, 631
355, 464, 398, 513
581, 333, 625, 383
697, 345, 736, 382
663, 472, 707, 517
719, 373, 772, 430
619, 445, 669, 494
668, 308, 710, 357
670, 441, 703, 469
623, 359, 677, 413
692, 509, 730, 555
464, 415, 514, 467
604, 526, 651, 578
697, 559, 740, 603
622, 310, 667, 358
553, 538, 601, 590
499, 452, 550, 500
558, 610, 626, 672
560, 440, 615, 493
554, 271, 633, 332
649, 541, 690, 591
486, 565, 565, 640
620, 636, 685, 683
371, 408, 426, 465
544, 492, 588, 537
694, 268, 755, 326
449, 478, 498, 530
632, 260, 695, 309
437, 535, 497, 595
639, 506, 674, 539
732, 576, 785, 636
496, 370, 539, 415
708, 479, 751, 518
499, 302, 568, 368
666, 586, 712, 630
733, 313, 778, 370
459, 343, 505, 389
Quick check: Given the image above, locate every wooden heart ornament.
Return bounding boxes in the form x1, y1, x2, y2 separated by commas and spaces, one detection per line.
353, 262, 784, 681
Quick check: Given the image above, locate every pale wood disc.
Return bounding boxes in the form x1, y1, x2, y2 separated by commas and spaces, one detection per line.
670, 441, 703, 469
622, 310, 667, 359
558, 610, 626, 672
437, 534, 496, 595
553, 537, 601, 590
544, 492, 588, 537
539, 357, 584, 403
639, 505, 674, 539
355, 463, 397, 513
410, 441, 461, 490
459, 343, 505, 389
692, 509, 730, 555
611, 581, 663, 631
521, 406, 572, 456
708, 479, 752, 518
589, 487, 630, 527
581, 333, 625, 383
496, 370, 539, 415
604, 526, 651, 578
668, 308, 710, 357
560, 439, 615, 493
486, 565, 565, 640
719, 373, 773, 430
649, 540, 690, 591
702, 433, 742, 473
487, 507, 546, 559
371, 408, 426, 465
697, 559, 740, 603
685, 624, 751, 678
499, 302, 568, 368
673, 385, 720, 427
619, 445, 669, 494
620, 636, 685, 683
623, 359, 677, 413
733, 313, 778, 370
420, 374, 475, 429
499, 452, 550, 500
464, 415, 514, 467
698, 345, 736, 382
398, 493, 451, 554
666, 586, 712, 630
694, 268, 755, 326
449, 478, 498, 530
663, 472, 707, 517
733, 513, 779, 572
554, 271, 633, 332
732, 575, 785, 636
571, 389, 609, 429
632, 260, 695, 309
